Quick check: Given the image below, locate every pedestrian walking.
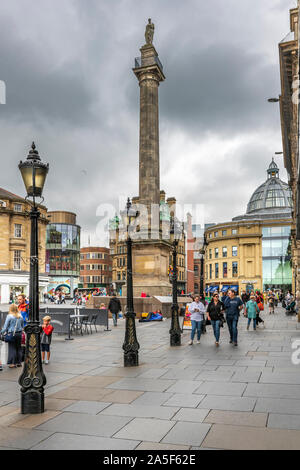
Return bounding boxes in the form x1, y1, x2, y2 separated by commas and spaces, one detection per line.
108, 294, 122, 327
188, 295, 206, 345
207, 292, 225, 347
1, 304, 24, 368
268, 291, 275, 314
223, 289, 243, 346
245, 295, 260, 330
241, 290, 250, 315
41, 316, 54, 364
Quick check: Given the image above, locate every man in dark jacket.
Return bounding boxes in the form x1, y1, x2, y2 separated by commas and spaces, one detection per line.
108, 295, 122, 327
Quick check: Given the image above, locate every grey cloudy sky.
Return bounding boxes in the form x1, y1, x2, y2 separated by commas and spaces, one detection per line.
0, 0, 295, 246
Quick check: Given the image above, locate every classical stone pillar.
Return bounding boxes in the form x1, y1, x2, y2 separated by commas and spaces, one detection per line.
133, 43, 165, 209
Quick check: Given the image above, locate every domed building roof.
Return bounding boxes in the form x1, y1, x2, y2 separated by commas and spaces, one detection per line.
233, 159, 292, 222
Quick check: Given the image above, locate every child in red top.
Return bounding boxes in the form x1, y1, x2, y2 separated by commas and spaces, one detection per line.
41, 316, 54, 364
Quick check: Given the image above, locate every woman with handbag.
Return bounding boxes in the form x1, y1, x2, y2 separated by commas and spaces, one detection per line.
1, 304, 24, 368
207, 292, 225, 347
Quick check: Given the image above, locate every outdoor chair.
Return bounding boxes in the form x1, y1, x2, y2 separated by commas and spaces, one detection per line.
83, 314, 98, 334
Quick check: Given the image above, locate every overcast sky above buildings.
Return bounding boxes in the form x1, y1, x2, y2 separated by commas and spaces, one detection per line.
0, 0, 295, 246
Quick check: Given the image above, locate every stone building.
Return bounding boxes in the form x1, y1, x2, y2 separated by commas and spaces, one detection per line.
0, 188, 49, 303
79, 246, 112, 294
279, 3, 299, 292
205, 161, 293, 295
109, 21, 186, 297
46, 211, 80, 297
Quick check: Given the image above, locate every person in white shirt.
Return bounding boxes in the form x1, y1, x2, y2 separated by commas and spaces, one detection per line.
188, 296, 206, 345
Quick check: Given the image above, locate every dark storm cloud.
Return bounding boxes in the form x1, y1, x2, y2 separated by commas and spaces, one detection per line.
0, 0, 293, 240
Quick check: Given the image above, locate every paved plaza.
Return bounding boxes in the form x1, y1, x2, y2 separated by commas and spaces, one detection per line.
0, 306, 300, 450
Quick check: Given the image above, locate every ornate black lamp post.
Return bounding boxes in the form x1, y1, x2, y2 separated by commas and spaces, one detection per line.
18, 142, 49, 414
123, 198, 140, 367
169, 217, 182, 347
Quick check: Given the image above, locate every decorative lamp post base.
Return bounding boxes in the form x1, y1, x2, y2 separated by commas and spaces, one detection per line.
170, 331, 181, 347
124, 351, 139, 367
19, 322, 46, 414
21, 390, 45, 414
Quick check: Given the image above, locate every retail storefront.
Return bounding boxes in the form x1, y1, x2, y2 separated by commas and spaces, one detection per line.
0, 272, 49, 304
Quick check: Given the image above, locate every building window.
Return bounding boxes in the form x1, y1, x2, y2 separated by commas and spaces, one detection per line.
214, 231, 218, 238
80, 254, 84, 260
14, 203, 22, 212
80, 276, 84, 282
209, 249, 212, 260
215, 263, 219, 279
14, 224, 22, 238
232, 262, 238, 277
215, 248, 219, 259
194, 264, 199, 274
222, 247, 227, 257
232, 246, 238, 257
194, 283, 199, 293
223, 262, 227, 278
209, 264, 212, 279
222, 230, 227, 236
80, 265, 84, 271
86, 253, 90, 260
122, 271, 126, 281
117, 272, 121, 281
232, 229, 237, 235
14, 250, 21, 270
209, 233, 212, 239
85, 276, 90, 283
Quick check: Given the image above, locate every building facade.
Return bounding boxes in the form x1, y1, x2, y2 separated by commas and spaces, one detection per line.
204, 161, 293, 295
0, 188, 49, 303
46, 211, 80, 297
79, 247, 112, 294
279, 3, 300, 293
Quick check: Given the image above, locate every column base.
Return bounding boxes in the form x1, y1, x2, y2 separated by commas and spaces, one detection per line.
124, 351, 139, 367
21, 390, 45, 414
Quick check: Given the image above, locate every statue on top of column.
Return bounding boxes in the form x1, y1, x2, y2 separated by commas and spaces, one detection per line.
145, 18, 154, 45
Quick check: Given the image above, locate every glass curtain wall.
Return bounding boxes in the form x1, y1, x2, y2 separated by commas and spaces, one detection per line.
262, 226, 292, 291
46, 224, 80, 276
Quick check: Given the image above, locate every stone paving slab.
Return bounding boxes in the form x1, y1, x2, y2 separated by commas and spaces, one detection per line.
259, 372, 300, 385
204, 410, 268, 427
101, 404, 179, 420
113, 418, 176, 443
164, 380, 202, 394
161, 422, 211, 447
0, 426, 53, 449
163, 393, 204, 408
136, 441, 190, 450
267, 413, 300, 431
130, 392, 172, 406
202, 424, 300, 450
63, 401, 111, 414
36, 412, 132, 437
171, 408, 210, 423
31, 433, 140, 450
106, 378, 176, 392
254, 398, 300, 414
244, 383, 300, 400
197, 396, 256, 412
194, 381, 247, 396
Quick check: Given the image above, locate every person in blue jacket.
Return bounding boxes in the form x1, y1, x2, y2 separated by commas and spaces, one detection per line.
223, 289, 243, 346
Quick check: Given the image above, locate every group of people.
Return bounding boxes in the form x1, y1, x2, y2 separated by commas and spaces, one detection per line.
0, 294, 54, 371
187, 289, 270, 347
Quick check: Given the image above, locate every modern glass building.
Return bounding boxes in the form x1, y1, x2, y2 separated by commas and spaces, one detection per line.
46, 211, 80, 297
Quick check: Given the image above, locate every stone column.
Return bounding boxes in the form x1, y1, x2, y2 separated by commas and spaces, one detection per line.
133, 44, 165, 210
